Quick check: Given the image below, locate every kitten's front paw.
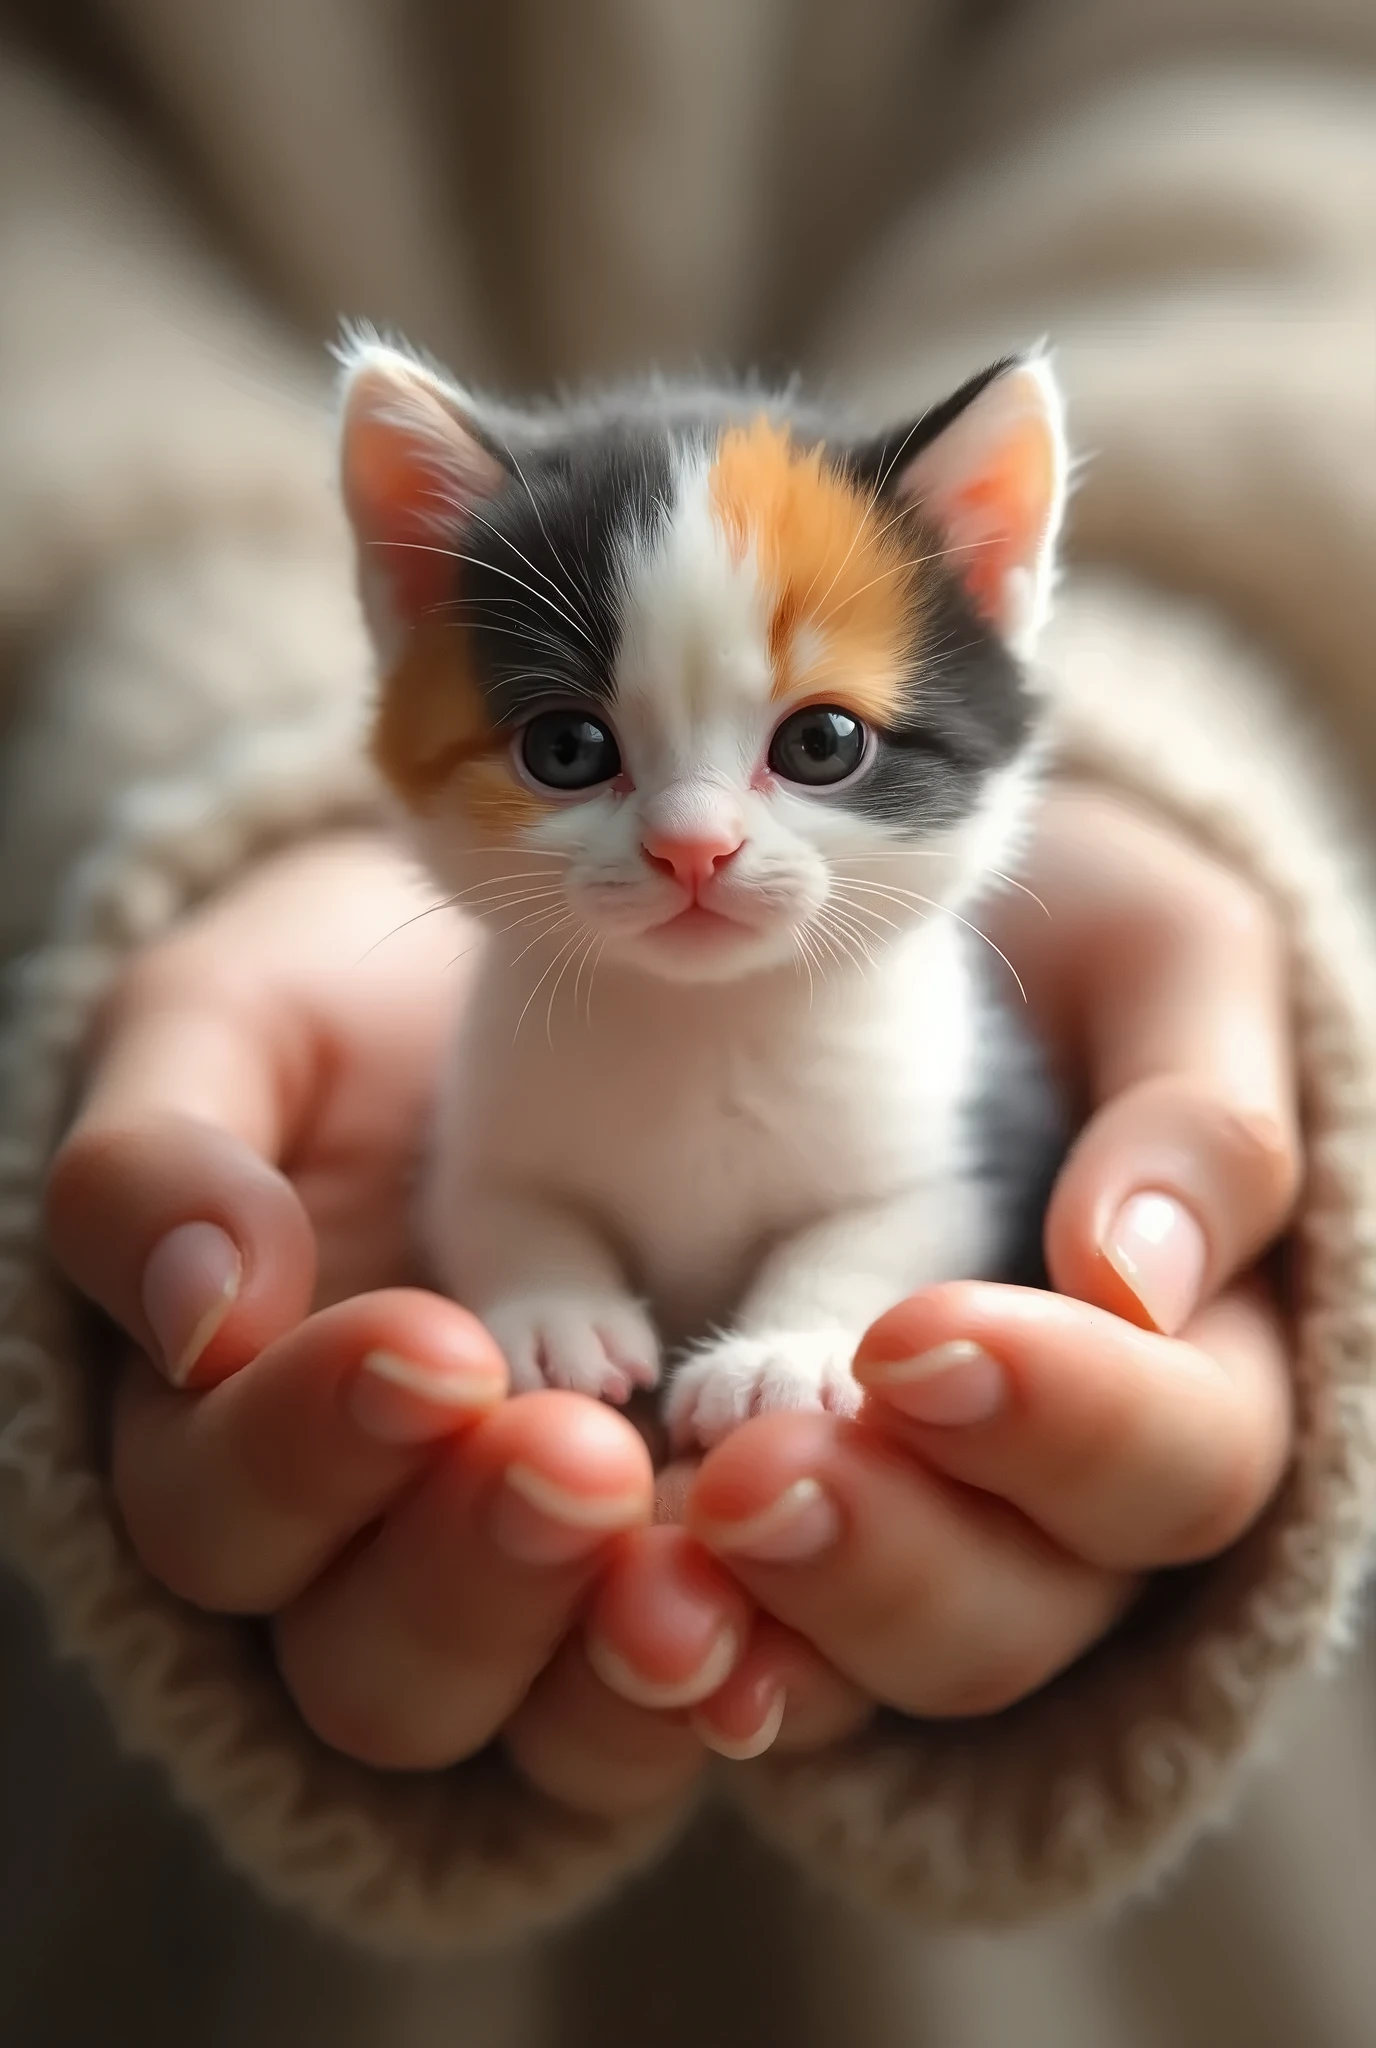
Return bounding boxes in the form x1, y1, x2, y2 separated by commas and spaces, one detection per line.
484, 1294, 661, 1405
666, 1328, 862, 1450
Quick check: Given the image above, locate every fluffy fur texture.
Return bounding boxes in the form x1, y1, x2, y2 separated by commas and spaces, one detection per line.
339, 339, 1068, 1444
4, 17, 1376, 1987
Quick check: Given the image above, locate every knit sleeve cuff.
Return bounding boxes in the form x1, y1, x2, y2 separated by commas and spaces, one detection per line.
0, 539, 685, 1952
725, 574, 1376, 1926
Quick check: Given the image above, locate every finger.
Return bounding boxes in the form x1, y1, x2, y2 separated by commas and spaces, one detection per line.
578, 1519, 868, 1755
687, 1411, 1129, 1718
1047, 1075, 1299, 1337
45, 951, 317, 1386
689, 1618, 872, 1761
583, 1525, 754, 1712
274, 1391, 654, 1769
996, 791, 1300, 1332
853, 1280, 1290, 1569
112, 1289, 508, 1613
42, 833, 453, 1387
503, 1633, 706, 1819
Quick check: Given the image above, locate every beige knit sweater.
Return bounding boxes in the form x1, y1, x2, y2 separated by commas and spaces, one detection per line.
1, 0, 1375, 2015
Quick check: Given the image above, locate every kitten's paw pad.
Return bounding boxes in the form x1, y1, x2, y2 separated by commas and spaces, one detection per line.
666, 1329, 862, 1449
485, 1296, 661, 1405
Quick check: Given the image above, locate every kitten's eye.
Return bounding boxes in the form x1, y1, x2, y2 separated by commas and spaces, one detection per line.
521, 708, 622, 791
768, 705, 868, 787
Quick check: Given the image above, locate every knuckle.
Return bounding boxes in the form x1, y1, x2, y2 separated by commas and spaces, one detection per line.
922, 1636, 1060, 1718
1196, 863, 1278, 956
1161, 1432, 1276, 1563
1041, 1373, 1143, 1507
279, 1670, 415, 1768
110, 1415, 285, 1613
42, 1122, 124, 1260
848, 1575, 941, 1680
506, 1723, 690, 1817
105, 934, 215, 1016
274, 1635, 485, 1771
1128, 846, 1275, 969
116, 1491, 250, 1612
1197, 1097, 1302, 1228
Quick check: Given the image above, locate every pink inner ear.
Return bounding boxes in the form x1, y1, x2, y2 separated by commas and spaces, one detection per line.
342, 368, 498, 629
901, 369, 1062, 641
944, 415, 1056, 625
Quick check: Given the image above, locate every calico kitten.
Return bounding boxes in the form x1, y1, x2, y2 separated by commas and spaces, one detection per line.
337, 336, 1068, 1448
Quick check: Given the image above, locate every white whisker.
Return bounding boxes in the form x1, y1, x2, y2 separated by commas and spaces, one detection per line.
830, 890, 901, 935
572, 928, 598, 1023
486, 907, 574, 949
582, 936, 607, 1026
514, 923, 586, 1043
814, 904, 874, 973
791, 922, 822, 1004
497, 438, 603, 620
838, 878, 1027, 1002
453, 846, 570, 860
802, 913, 846, 977
842, 853, 1050, 921
467, 882, 565, 902
373, 539, 602, 657
828, 902, 884, 961
547, 925, 600, 1045
463, 500, 601, 652
987, 871, 1051, 918
359, 873, 559, 959
502, 909, 575, 960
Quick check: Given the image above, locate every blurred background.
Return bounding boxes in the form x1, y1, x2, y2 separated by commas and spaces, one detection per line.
2, 3, 1374, 2044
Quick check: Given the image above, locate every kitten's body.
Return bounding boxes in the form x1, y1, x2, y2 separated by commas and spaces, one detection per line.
338, 340, 1069, 1444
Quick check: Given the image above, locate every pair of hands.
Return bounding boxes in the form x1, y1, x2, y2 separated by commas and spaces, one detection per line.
43, 792, 1299, 1821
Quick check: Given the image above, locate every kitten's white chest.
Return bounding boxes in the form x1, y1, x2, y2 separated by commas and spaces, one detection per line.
429, 923, 977, 1345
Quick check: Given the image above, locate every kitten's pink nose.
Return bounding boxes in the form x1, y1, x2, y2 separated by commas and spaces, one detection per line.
641, 825, 744, 894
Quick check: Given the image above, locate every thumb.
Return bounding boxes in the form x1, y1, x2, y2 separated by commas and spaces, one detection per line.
1045, 1074, 1299, 1337
1014, 792, 1300, 1336
44, 975, 317, 1389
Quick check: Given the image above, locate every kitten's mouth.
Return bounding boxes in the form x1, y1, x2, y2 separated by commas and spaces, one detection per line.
650, 904, 745, 939
642, 909, 757, 946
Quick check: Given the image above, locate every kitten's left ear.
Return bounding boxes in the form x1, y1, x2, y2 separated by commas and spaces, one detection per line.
853, 353, 1068, 657
335, 331, 511, 658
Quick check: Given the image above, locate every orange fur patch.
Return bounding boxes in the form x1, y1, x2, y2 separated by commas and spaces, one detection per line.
708, 418, 925, 722
451, 758, 545, 833
371, 622, 544, 832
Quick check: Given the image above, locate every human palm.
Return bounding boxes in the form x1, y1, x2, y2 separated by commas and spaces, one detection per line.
46, 801, 1298, 1797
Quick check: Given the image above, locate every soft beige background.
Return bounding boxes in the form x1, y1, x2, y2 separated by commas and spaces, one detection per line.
2, 3, 1375, 2043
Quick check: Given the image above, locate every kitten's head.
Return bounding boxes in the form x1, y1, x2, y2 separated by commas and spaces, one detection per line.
338, 336, 1067, 986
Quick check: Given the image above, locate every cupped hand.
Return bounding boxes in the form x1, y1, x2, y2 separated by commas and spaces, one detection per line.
41, 835, 749, 1815
591, 792, 1300, 1748
45, 795, 1302, 1780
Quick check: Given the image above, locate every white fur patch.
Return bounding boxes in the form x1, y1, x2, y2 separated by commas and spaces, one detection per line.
338, 361, 1066, 1448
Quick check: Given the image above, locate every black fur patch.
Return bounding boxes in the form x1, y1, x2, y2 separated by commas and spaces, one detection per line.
965, 954, 1069, 1290
838, 356, 1019, 498
829, 358, 1038, 832
444, 423, 677, 727
839, 532, 1036, 830
442, 361, 1038, 848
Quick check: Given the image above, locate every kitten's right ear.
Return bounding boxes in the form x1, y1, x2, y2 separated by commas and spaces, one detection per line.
848, 353, 1067, 660
336, 334, 509, 655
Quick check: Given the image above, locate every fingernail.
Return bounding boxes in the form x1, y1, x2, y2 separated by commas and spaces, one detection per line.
491, 1462, 646, 1567
586, 1623, 741, 1711
696, 1477, 841, 1564
141, 1222, 241, 1385
345, 1349, 503, 1445
693, 1686, 787, 1762
1104, 1191, 1207, 1336
859, 1339, 1005, 1425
